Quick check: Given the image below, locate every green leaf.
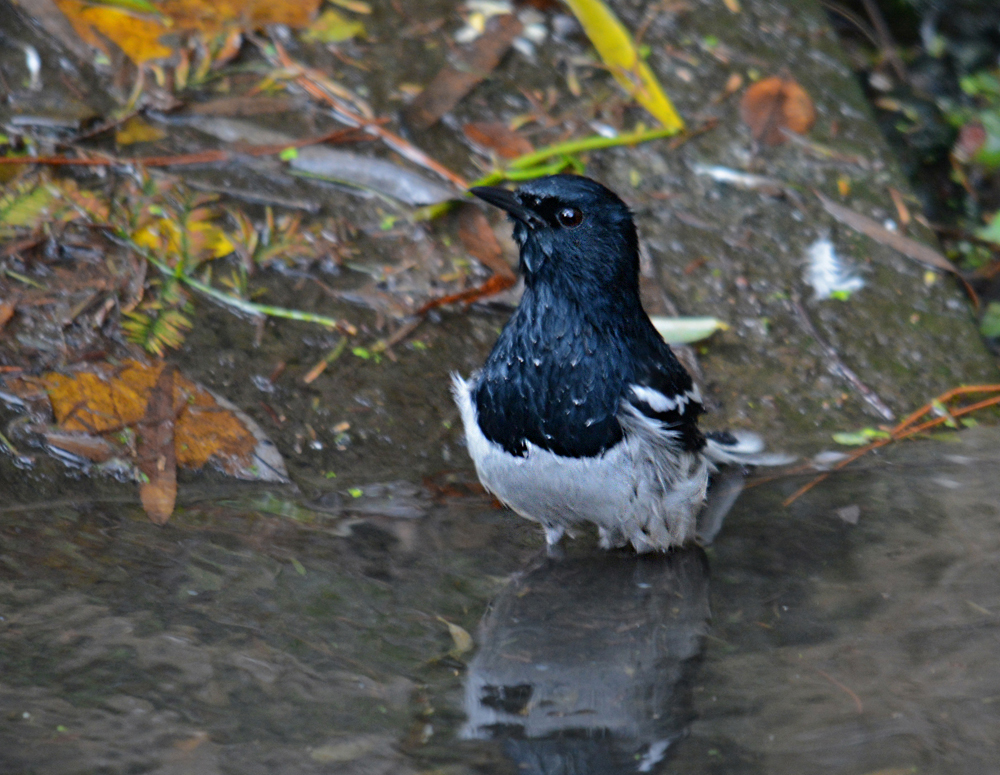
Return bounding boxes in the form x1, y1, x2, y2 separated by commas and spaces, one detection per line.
976, 211, 1000, 246
972, 111, 1000, 170
960, 72, 1000, 97
980, 301, 1000, 338
302, 9, 366, 43
0, 184, 55, 229
832, 428, 891, 446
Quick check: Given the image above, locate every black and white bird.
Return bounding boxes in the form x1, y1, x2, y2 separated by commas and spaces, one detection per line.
452, 174, 776, 553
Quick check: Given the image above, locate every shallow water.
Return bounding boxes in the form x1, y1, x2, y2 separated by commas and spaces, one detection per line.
2, 427, 998, 774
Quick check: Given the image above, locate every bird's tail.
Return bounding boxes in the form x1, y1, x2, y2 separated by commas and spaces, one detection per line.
703, 430, 795, 467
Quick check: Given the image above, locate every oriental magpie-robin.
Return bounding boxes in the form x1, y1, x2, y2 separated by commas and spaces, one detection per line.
453, 174, 770, 553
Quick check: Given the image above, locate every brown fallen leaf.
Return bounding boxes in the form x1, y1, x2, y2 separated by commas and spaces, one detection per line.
952, 121, 986, 164
457, 204, 515, 280
42, 431, 116, 463
462, 122, 535, 160
188, 95, 300, 116
404, 14, 523, 131
0, 302, 14, 331
815, 192, 958, 274
740, 75, 816, 146
136, 363, 177, 524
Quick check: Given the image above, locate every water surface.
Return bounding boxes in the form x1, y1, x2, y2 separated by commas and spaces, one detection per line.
2, 428, 998, 774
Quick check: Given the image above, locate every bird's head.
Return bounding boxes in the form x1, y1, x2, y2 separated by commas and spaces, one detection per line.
470, 175, 640, 299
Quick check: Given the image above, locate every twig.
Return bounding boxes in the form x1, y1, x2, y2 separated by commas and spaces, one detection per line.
0, 429, 22, 457
783, 384, 1000, 505
260, 38, 468, 190
415, 273, 517, 315
816, 0, 880, 49
0, 127, 369, 168
816, 669, 864, 714
133, 245, 357, 334
859, 0, 908, 84
303, 336, 348, 384
793, 300, 896, 422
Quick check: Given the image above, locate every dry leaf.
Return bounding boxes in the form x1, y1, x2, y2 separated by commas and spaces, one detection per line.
136, 363, 177, 524
1, 360, 289, 486
330, 0, 371, 12
723, 72, 743, 96
162, 0, 319, 33
457, 204, 514, 279
53, 0, 172, 63
116, 115, 168, 146
815, 192, 958, 274
404, 14, 522, 131
740, 75, 816, 146
42, 431, 116, 463
462, 122, 534, 160
54, 0, 319, 65
438, 616, 473, 656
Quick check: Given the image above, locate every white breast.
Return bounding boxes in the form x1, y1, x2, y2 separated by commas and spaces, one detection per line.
451, 373, 708, 552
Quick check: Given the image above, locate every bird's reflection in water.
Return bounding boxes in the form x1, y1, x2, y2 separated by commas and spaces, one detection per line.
462, 547, 710, 774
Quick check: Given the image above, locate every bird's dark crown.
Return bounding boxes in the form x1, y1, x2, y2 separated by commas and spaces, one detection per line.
472, 174, 640, 294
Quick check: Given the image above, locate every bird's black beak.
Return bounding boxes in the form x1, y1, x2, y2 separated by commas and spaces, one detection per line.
470, 186, 546, 229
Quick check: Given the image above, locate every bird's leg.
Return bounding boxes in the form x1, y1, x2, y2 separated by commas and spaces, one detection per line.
543, 524, 566, 557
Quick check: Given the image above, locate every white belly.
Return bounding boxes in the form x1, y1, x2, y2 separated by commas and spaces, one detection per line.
452, 374, 708, 552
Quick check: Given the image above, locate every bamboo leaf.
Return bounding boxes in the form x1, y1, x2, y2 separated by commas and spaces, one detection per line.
563, 0, 684, 132
650, 315, 729, 344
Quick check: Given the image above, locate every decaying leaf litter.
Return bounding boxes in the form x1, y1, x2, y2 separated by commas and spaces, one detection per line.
1, 0, 998, 523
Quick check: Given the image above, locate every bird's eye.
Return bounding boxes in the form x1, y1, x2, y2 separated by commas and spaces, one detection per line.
556, 207, 584, 228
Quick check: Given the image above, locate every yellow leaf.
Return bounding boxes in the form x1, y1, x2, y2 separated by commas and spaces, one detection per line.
54, 0, 172, 63
190, 221, 235, 259
562, 0, 684, 132
132, 223, 166, 252
0, 183, 56, 230
437, 616, 473, 655
116, 116, 168, 146
330, 0, 371, 13
302, 9, 366, 43
159, 0, 319, 34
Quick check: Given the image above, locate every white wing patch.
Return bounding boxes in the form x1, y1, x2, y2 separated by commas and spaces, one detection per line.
629, 383, 702, 415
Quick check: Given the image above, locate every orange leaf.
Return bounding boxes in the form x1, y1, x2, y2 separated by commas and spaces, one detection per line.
739, 75, 816, 146
54, 0, 318, 66
25, 360, 289, 482
160, 0, 319, 34
54, 0, 172, 63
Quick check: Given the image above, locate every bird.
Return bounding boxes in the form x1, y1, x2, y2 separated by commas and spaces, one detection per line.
452, 174, 774, 553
